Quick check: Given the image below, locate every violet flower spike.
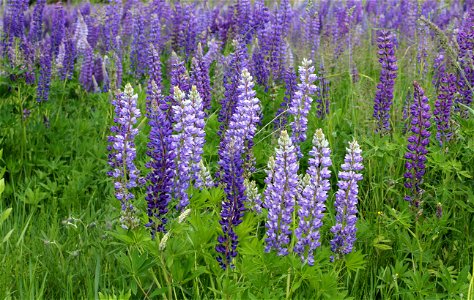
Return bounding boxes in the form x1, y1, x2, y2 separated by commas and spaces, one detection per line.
107, 84, 143, 230
145, 81, 176, 237
330, 139, 363, 259
294, 129, 332, 266
404, 82, 431, 207
264, 130, 299, 256
373, 30, 398, 134
289, 58, 318, 157
434, 73, 456, 147
37, 40, 52, 103
171, 86, 194, 210
216, 69, 261, 269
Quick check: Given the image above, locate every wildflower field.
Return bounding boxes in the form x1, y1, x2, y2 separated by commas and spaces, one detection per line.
1, 0, 474, 299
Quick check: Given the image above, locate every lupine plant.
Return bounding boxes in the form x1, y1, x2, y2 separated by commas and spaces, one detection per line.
373, 30, 398, 134
264, 130, 299, 256
289, 58, 318, 157
107, 84, 143, 230
330, 139, 363, 259
404, 82, 431, 207
216, 68, 261, 269
294, 129, 332, 265
2, 1, 474, 299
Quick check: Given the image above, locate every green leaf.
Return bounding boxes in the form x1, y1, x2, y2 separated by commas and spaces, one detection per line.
0, 207, 12, 227
149, 288, 167, 298
373, 235, 393, 251
107, 230, 134, 244
344, 251, 366, 272
3, 229, 14, 243
0, 178, 4, 196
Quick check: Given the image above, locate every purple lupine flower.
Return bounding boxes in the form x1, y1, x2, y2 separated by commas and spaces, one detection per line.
278, 0, 293, 37
261, 11, 285, 81
85, 14, 100, 50
330, 139, 363, 259
215, 136, 246, 269
171, 2, 186, 53
250, 41, 269, 89
171, 86, 204, 210
146, 44, 162, 115
434, 73, 456, 147
236, 0, 252, 43
169, 52, 191, 100
404, 81, 431, 207
264, 130, 299, 256
218, 40, 248, 136
416, 23, 429, 78
79, 46, 94, 92
373, 30, 398, 134
130, 12, 148, 78
456, 9, 473, 114
93, 56, 104, 87
145, 81, 176, 237
37, 39, 52, 103
74, 13, 89, 55
149, 13, 162, 51
432, 51, 446, 89
107, 84, 143, 230
56, 42, 66, 73
203, 38, 220, 67
170, 87, 192, 210
252, 0, 269, 34
2, 0, 27, 42
274, 65, 297, 130
305, 6, 321, 61
20, 35, 35, 84
294, 129, 332, 266
103, 0, 122, 52
190, 44, 212, 111
239, 69, 261, 175
51, 4, 65, 57
28, 0, 45, 44
113, 36, 123, 90
182, 86, 207, 190
289, 58, 318, 157
216, 69, 261, 269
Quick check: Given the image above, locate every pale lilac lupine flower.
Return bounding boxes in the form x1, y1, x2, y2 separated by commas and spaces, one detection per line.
330, 139, 363, 259
171, 86, 195, 210
107, 84, 143, 230
295, 129, 332, 265
289, 58, 318, 157
264, 130, 299, 256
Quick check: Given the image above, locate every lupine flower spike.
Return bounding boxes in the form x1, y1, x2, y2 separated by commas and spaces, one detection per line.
264, 130, 299, 256
289, 58, 318, 157
107, 84, 143, 230
294, 129, 332, 266
373, 30, 398, 134
330, 139, 363, 259
216, 69, 261, 269
404, 82, 431, 208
